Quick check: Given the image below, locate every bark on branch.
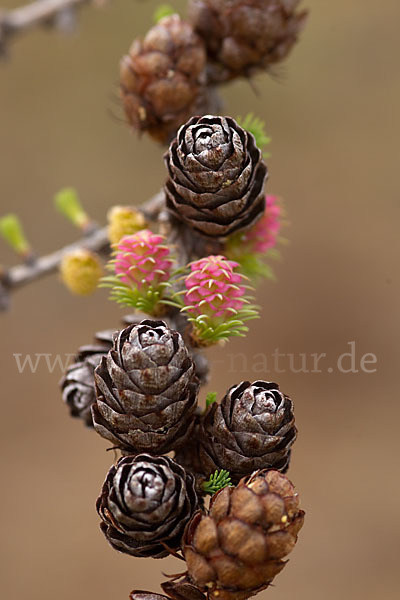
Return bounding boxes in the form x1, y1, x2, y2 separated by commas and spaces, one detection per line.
0, 0, 103, 54
0, 190, 166, 311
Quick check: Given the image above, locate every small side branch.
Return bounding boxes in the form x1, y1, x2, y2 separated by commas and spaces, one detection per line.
0, 190, 165, 310
1, 225, 108, 293
0, 0, 103, 54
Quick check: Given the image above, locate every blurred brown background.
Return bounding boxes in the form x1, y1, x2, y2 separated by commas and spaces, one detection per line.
0, 0, 399, 599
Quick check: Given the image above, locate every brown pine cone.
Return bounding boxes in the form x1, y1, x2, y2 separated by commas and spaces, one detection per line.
60, 316, 146, 427
199, 381, 296, 483
60, 329, 115, 427
120, 15, 210, 144
130, 581, 206, 600
161, 579, 207, 600
188, 0, 308, 83
183, 470, 305, 600
130, 594, 169, 600
165, 115, 267, 238
92, 320, 199, 454
97, 454, 198, 558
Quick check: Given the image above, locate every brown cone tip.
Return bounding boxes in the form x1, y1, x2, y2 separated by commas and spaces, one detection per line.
162, 579, 207, 600
183, 469, 305, 600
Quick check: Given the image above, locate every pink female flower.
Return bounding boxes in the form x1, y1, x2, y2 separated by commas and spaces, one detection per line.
181, 255, 258, 345
114, 230, 173, 291
241, 195, 282, 253
184, 255, 246, 320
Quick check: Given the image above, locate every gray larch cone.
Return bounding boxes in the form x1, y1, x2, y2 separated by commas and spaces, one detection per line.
92, 320, 199, 454
60, 316, 145, 427
97, 454, 198, 558
60, 330, 115, 427
164, 115, 268, 239
198, 380, 296, 483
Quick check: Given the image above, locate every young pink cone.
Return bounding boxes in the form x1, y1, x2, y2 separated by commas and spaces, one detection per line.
242, 195, 282, 253
226, 195, 283, 279
102, 230, 174, 315
115, 230, 173, 290
185, 256, 245, 318
181, 255, 258, 345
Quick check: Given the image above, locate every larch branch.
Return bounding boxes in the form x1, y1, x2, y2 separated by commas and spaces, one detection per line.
0, 190, 166, 311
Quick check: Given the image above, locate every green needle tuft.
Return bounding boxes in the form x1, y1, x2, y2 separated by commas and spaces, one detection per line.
202, 470, 232, 495
206, 392, 218, 408
236, 113, 271, 155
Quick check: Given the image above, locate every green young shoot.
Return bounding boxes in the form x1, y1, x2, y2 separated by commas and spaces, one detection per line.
54, 188, 90, 230
202, 470, 232, 495
234, 253, 277, 281
154, 4, 176, 23
0, 214, 31, 256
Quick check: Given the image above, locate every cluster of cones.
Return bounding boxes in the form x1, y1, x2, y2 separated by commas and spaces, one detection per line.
120, 0, 308, 142
61, 318, 304, 600
59, 103, 306, 599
